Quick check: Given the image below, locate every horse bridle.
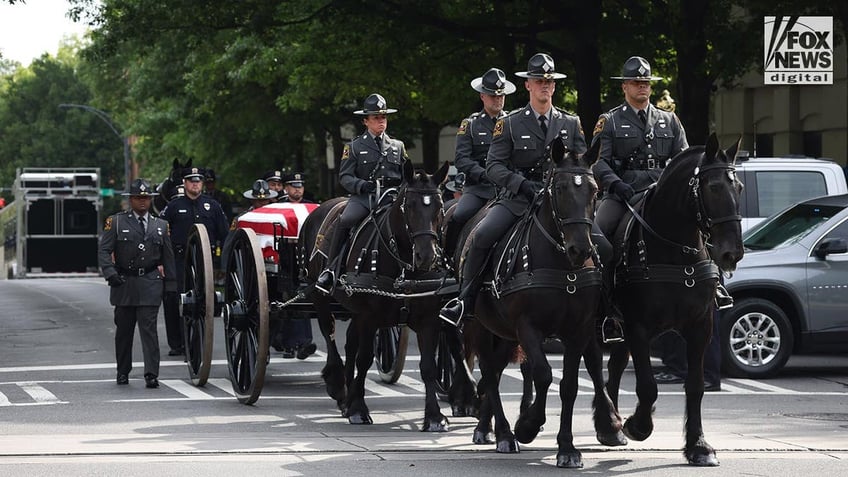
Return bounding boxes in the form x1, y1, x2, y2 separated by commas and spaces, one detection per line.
626, 158, 741, 255
532, 165, 595, 253
375, 184, 443, 271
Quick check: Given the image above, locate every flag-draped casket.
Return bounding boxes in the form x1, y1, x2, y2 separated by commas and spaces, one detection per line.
236, 202, 319, 263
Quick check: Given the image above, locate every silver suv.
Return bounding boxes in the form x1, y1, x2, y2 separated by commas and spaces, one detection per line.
723, 194, 848, 378
735, 156, 847, 232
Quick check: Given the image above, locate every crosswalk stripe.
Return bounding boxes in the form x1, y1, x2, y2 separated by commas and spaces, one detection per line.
394, 375, 426, 393
207, 378, 237, 396
364, 378, 405, 397
160, 380, 217, 400
19, 382, 60, 403
0, 391, 10, 406
727, 378, 800, 394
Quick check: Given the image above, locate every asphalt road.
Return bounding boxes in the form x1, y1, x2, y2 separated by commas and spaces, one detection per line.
1, 278, 847, 476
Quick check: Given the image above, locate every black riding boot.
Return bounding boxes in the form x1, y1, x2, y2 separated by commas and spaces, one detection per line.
439, 244, 488, 327
315, 227, 349, 295
443, 217, 461, 271
715, 283, 734, 309
600, 268, 625, 344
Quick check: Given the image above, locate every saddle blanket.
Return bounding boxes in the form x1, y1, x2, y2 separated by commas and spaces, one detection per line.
237, 202, 319, 261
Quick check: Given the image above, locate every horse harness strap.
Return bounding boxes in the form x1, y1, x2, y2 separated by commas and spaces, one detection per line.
495, 267, 601, 297
618, 259, 719, 287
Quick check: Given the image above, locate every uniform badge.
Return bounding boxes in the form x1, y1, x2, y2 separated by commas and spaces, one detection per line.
341, 144, 350, 161
593, 116, 606, 137
457, 119, 469, 136
103, 216, 113, 231
493, 119, 504, 137
204, 202, 211, 211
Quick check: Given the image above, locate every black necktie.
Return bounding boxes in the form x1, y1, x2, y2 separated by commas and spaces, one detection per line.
638, 110, 647, 126
138, 215, 146, 231
375, 135, 382, 152
539, 115, 548, 136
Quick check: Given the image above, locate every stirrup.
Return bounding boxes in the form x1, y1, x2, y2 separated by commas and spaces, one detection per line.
601, 316, 625, 344
439, 298, 464, 327
715, 284, 734, 310
315, 269, 335, 295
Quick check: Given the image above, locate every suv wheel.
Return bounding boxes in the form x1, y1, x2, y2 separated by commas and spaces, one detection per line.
720, 298, 794, 378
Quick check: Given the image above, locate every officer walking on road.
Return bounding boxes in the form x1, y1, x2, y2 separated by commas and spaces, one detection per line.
98, 179, 176, 388
443, 67, 515, 260
439, 53, 587, 325
160, 167, 230, 355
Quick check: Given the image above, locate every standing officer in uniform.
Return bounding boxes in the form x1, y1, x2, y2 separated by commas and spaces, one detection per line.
443, 67, 516, 260
439, 53, 586, 325
98, 179, 176, 388
160, 167, 230, 355
204, 169, 233, 221
315, 93, 409, 293
263, 170, 285, 202
281, 172, 310, 204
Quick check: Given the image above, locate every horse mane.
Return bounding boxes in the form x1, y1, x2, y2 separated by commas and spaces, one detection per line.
652, 146, 706, 209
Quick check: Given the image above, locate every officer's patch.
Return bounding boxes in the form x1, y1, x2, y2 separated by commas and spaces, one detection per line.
593, 116, 606, 136
493, 119, 504, 137
104, 216, 112, 231
457, 119, 469, 136
341, 144, 350, 161
204, 202, 211, 211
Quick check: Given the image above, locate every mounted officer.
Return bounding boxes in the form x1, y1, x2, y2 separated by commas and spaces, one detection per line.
439, 53, 587, 325
98, 179, 176, 388
443, 67, 516, 260
315, 93, 409, 294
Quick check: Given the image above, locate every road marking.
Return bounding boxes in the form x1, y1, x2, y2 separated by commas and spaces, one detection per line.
207, 378, 237, 396
19, 382, 61, 404
727, 378, 801, 394
160, 380, 217, 400
364, 378, 405, 397
0, 391, 10, 406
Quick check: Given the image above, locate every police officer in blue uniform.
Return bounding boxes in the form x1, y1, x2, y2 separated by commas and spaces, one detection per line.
316, 93, 409, 293
262, 170, 285, 202
439, 53, 587, 325
443, 68, 516, 260
160, 167, 230, 354
98, 179, 176, 388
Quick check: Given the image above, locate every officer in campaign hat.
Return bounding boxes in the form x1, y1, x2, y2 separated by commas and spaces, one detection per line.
98, 179, 176, 388
443, 68, 516, 261
243, 179, 278, 207
439, 53, 586, 326
591, 56, 691, 342
315, 93, 409, 293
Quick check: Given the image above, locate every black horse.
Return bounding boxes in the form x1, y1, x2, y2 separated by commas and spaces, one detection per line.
605, 133, 744, 466
153, 158, 191, 214
454, 138, 624, 468
300, 161, 451, 430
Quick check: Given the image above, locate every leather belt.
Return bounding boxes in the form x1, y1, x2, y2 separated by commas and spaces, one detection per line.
117, 264, 160, 277
623, 157, 665, 170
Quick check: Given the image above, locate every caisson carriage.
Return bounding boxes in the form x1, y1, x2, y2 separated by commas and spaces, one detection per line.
177, 201, 418, 404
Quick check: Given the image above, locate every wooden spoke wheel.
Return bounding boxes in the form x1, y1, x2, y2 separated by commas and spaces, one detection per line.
374, 324, 409, 384
222, 228, 269, 404
182, 224, 215, 386
434, 323, 456, 401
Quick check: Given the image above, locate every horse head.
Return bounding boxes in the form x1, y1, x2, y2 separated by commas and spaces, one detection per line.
698, 133, 745, 272
153, 158, 192, 213
543, 137, 599, 268
395, 160, 449, 272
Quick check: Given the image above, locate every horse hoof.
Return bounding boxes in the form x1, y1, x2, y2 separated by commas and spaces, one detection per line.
597, 430, 628, 447
421, 416, 449, 432
687, 450, 720, 466
622, 418, 652, 442
472, 429, 494, 445
348, 412, 372, 425
495, 438, 520, 454
556, 451, 583, 469
514, 418, 542, 444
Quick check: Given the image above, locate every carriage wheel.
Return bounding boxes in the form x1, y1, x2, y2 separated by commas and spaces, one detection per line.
374, 324, 409, 384
434, 323, 456, 401
222, 228, 269, 404
182, 224, 215, 386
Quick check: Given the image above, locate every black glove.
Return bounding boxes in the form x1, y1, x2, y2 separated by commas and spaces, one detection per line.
362, 181, 377, 193
518, 180, 539, 202
611, 181, 635, 201
107, 274, 126, 287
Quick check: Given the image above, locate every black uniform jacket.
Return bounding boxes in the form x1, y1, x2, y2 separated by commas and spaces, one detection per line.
454, 109, 506, 200
98, 211, 176, 307
339, 132, 408, 208
160, 194, 230, 252
591, 102, 688, 194
486, 104, 587, 216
